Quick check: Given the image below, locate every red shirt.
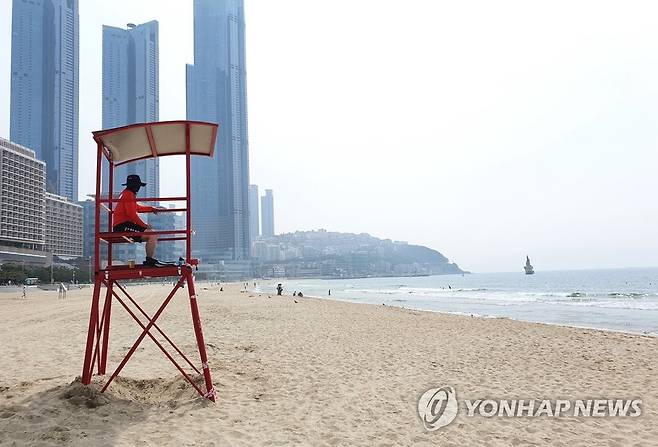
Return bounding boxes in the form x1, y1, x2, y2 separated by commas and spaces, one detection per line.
113, 189, 155, 228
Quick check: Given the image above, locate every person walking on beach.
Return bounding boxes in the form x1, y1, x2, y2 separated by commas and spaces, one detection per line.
277, 283, 283, 296
112, 174, 163, 267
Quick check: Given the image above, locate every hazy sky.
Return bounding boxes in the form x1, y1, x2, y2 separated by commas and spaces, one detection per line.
1, 0, 658, 272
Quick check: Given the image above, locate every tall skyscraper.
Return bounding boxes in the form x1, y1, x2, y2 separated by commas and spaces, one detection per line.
186, 0, 250, 262
102, 21, 159, 263
102, 21, 159, 199
10, 0, 79, 200
248, 184, 259, 241
261, 189, 274, 238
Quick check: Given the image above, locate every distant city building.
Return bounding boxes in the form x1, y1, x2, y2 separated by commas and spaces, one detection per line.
251, 240, 296, 262
266, 244, 280, 262
198, 260, 253, 281
172, 208, 187, 258
101, 20, 159, 264
101, 21, 159, 199
79, 199, 95, 261
0, 138, 49, 266
45, 192, 82, 258
261, 189, 274, 238
249, 184, 260, 241
149, 211, 177, 262
78, 198, 108, 266
187, 0, 251, 262
251, 240, 268, 260
10, 0, 79, 200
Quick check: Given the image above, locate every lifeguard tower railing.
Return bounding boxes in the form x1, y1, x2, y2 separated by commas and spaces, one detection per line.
92, 120, 217, 271
81, 120, 219, 401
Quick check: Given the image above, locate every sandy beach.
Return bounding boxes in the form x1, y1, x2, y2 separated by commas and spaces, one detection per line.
0, 281, 656, 446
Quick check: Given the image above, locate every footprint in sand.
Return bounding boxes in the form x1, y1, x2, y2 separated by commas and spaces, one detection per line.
0, 408, 17, 419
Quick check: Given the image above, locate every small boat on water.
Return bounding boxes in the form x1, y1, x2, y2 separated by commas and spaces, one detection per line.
524, 256, 534, 275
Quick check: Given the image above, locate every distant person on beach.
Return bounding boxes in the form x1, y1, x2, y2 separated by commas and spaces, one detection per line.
298, 292, 303, 297
277, 284, 283, 296
112, 174, 163, 267
293, 291, 297, 297
328, 289, 331, 296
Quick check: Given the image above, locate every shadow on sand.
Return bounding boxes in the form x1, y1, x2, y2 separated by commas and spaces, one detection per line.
0, 374, 211, 446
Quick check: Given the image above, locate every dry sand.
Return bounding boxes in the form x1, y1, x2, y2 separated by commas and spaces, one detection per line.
0, 282, 656, 446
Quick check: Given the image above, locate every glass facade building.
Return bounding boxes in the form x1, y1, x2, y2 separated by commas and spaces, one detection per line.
261, 189, 274, 238
186, 0, 251, 262
10, 0, 79, 201
101, 20, 159, 264
101, 21, 159, 199
248, 184, 259, 242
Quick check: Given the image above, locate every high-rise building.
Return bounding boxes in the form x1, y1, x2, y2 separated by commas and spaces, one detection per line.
249, 184, 259, 242
149, 211, 177, 262
45, 192, 82, 258
10, 0, 79, 201
101, 21, 159, 264
101, 21, 159, 199
186, 0, 250, 262
78, 197, 108, 266
0, 138, 49, 266
261, 189, 274, 238
172, 207, 187, 258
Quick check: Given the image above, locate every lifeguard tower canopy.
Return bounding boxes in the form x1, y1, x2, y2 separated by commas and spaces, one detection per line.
92, 120, 217, 164
82, 120, 219, 402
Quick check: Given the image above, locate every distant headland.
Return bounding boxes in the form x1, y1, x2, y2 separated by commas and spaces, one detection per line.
252, 229, 465, 279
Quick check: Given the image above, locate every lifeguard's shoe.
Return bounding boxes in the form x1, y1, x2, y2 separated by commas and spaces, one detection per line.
143, 257, 158, 267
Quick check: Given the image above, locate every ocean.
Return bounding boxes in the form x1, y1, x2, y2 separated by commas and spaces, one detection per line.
255, 268, 658, 336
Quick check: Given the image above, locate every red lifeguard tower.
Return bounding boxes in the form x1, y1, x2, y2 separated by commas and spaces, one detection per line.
81, 120, 218, 401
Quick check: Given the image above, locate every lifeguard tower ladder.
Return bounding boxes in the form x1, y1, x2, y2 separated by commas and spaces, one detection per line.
81, 120, 218, 401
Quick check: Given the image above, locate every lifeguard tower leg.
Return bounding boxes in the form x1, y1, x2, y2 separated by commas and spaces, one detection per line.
82, 276, 103, 384
184, 269, 215, 401
99, 281, 113, 375
100, 277, 185, 393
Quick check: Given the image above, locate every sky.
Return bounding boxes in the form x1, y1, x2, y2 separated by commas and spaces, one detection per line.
1, 0, 658, 273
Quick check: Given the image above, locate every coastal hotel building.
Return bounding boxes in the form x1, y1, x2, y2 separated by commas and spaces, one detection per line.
0, 138, 82, 266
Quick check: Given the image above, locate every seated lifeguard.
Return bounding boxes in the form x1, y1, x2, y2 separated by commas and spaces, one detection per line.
112, 174, 160, 267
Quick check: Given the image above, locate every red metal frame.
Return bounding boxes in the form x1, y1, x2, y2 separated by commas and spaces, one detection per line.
81, 120, 218, 402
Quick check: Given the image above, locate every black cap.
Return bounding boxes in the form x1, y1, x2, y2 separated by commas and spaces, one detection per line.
122, 174, 147, 187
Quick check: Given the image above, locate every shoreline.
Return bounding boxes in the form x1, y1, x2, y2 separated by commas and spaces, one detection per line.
274, 289, 658, 339
262, 270, 658, 337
